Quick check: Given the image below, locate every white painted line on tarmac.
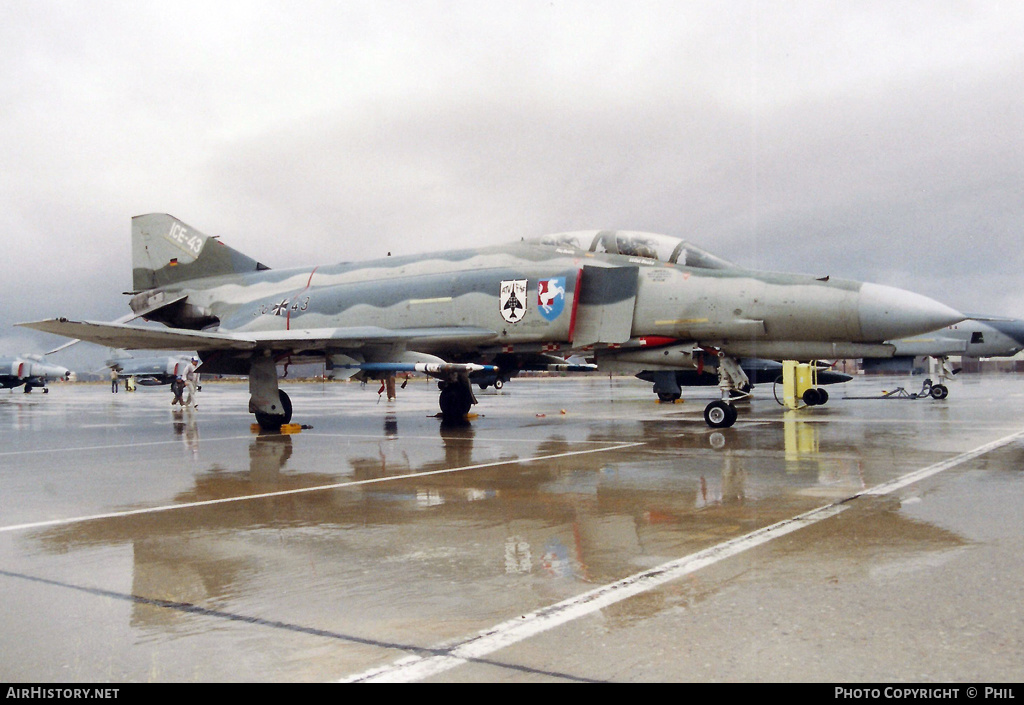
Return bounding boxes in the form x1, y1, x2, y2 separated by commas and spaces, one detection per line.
342, 428, 1024, 683
342, 503, 850, 683
858, 429, 1024, 496
0, 442, 643, 534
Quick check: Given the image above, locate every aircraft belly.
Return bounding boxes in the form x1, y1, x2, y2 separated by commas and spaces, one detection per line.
595, 345, 698, 374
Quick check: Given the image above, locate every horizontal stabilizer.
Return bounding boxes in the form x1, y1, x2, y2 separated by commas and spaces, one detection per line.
42, 293, 190, 355
20, 318, 257, 352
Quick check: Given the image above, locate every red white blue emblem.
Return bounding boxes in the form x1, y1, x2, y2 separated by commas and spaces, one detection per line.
537, 277, 566, 321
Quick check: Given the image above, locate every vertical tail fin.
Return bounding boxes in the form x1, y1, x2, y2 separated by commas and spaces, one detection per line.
131, 213, 270, 291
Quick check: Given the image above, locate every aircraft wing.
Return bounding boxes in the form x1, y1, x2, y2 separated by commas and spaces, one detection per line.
243, 326, 499, 348
18, 318, 498, 353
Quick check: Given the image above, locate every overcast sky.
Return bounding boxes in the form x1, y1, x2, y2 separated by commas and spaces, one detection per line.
3, 0, 1023, 371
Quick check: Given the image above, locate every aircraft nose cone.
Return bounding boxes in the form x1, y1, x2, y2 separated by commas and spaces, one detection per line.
858, 283, 964, 341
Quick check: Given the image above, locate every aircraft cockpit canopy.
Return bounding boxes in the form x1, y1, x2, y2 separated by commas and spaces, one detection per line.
534, 230, 737, 270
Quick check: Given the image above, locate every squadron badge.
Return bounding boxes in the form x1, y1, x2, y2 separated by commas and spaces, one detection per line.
537, 277, 566, 321
500, 279, 527, 323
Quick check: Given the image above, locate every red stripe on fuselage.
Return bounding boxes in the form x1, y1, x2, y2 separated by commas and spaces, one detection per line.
286, 266, 320, 331
567, 268, 582, 343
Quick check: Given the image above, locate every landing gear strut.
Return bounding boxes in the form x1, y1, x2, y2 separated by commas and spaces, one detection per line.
925, 355, 955, 399
249, 354, 293, 430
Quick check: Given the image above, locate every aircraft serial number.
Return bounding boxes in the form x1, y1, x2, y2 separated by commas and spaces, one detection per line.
166, 223, 204, 256
255, 296, 310, 316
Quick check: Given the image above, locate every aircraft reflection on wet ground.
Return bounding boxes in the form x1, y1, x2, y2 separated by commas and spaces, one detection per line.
2, 376, 1023, 682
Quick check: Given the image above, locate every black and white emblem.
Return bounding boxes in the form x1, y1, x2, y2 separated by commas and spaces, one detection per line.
499, 279, 527, 323
271, 299, 290, 316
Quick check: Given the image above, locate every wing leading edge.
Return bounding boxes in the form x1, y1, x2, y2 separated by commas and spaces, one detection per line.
17, 318, 499, 353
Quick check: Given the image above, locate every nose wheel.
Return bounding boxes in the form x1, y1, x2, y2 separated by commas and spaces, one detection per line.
704, 399, 738, 428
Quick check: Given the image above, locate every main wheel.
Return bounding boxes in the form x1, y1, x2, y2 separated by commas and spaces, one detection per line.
658, 391, 681, 402
254, 390, 293, 430
439, 383, 473, 420
704, 400, 737, 428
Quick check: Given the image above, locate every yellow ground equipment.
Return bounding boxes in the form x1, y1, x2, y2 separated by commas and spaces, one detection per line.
781, 361, 829, 410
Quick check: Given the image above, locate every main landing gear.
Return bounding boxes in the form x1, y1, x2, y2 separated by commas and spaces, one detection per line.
438, 378, 476, 421
247, 353, 484, 430
249, 355, 294, 430
253, 389, 293, 429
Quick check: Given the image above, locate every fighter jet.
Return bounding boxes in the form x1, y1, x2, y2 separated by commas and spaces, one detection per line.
1, 354, 72, 393
105, 353, 196, 386
19, 215, 963, 428
861, 316, 1024, 398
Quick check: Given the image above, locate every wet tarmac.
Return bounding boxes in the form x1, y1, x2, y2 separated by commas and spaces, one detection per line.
1, 374, 1022, 683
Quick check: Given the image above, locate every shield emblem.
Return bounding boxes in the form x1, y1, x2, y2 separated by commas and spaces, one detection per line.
537, 277, 566, 321
500, 279, 527, 323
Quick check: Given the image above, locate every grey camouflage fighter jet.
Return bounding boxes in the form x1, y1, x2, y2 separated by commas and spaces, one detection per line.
861, 315, 1024, 398
1, 355, 72, 393
105, 353, 197, 386
20, 215, 964, 428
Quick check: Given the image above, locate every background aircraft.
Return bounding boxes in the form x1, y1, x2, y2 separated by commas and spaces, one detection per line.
860, 316, 1024, 398
1, 355, 72, 393
105, 353, 196, 386
20, 215, 962, 429
877, 316, 1024, 362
